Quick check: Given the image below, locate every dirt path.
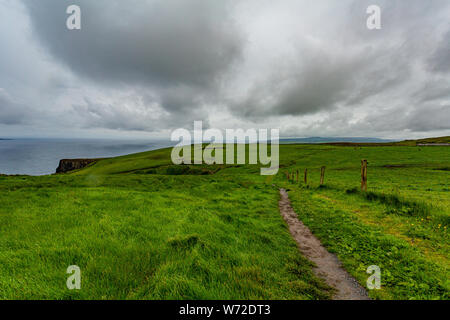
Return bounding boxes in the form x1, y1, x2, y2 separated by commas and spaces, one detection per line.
279, 189, 370, 300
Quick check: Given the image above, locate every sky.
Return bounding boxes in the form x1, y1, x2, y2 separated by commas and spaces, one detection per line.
0, 0, 449, 140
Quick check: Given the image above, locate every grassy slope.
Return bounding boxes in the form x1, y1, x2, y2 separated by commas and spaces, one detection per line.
0, 150, 330, 299
325, 136, 450, 146
0, 143, 449, 299
407, 136, 450, 145
277, 144, 449, 299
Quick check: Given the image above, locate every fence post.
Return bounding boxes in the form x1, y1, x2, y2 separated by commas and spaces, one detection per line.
304, 169, 308, 184
361, 159, 368, 191
320, 166, 326, 185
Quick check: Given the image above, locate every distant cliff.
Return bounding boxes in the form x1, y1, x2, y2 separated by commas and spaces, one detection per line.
56, 159, 98, 173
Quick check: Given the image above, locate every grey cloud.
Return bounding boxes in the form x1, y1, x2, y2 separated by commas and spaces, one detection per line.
227, 0, 450, 130
22, 0, 242, 88
70, 93, 210, 132
21, 0, 241, 133
406, 105, 450, 132
0, 89, 29, 125
429, 31, 450, 73
232, 53, 367, 118
412, 81, 450, 104
0, 0, 448, 138
341, 103, 450, 135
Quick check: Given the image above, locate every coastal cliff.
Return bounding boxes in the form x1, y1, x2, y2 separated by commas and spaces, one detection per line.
56, 159, 98, 173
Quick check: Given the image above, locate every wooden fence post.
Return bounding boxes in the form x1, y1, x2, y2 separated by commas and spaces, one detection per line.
320, 166, 326, 185
304, 169, 308, 184
361, 159, 368, 191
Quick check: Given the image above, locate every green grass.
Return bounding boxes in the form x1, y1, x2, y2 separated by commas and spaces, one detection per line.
0, 174, 330, 299
277, 144, 449, 299
285, 185, 448, 299
0, 143, 448, 299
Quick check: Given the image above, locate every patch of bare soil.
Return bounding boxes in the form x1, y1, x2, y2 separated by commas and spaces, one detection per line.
279, 189, 370, 300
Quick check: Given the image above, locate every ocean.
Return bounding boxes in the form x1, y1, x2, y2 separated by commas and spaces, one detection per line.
0, 138, 173, 176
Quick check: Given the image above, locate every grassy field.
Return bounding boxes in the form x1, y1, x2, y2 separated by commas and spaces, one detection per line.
277, 145, 449, 299
0, 141, 448, 299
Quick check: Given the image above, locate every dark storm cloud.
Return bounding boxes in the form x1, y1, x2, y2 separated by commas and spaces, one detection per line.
230, 0, 450, 122
22, 0, 242, 88
230, 49, 373, 118
0, 0, 448, 138
21, 0, 242, 132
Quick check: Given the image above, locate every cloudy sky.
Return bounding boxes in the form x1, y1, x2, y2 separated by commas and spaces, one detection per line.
0, 0, 449, 139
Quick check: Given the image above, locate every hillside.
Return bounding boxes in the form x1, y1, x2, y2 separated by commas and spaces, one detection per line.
322, 136, 450, 147
0, 143, 448, 299
406, 136, 450, 145
280, 137, 394, 144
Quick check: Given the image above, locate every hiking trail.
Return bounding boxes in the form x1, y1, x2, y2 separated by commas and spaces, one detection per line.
278, 188, 370, 300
